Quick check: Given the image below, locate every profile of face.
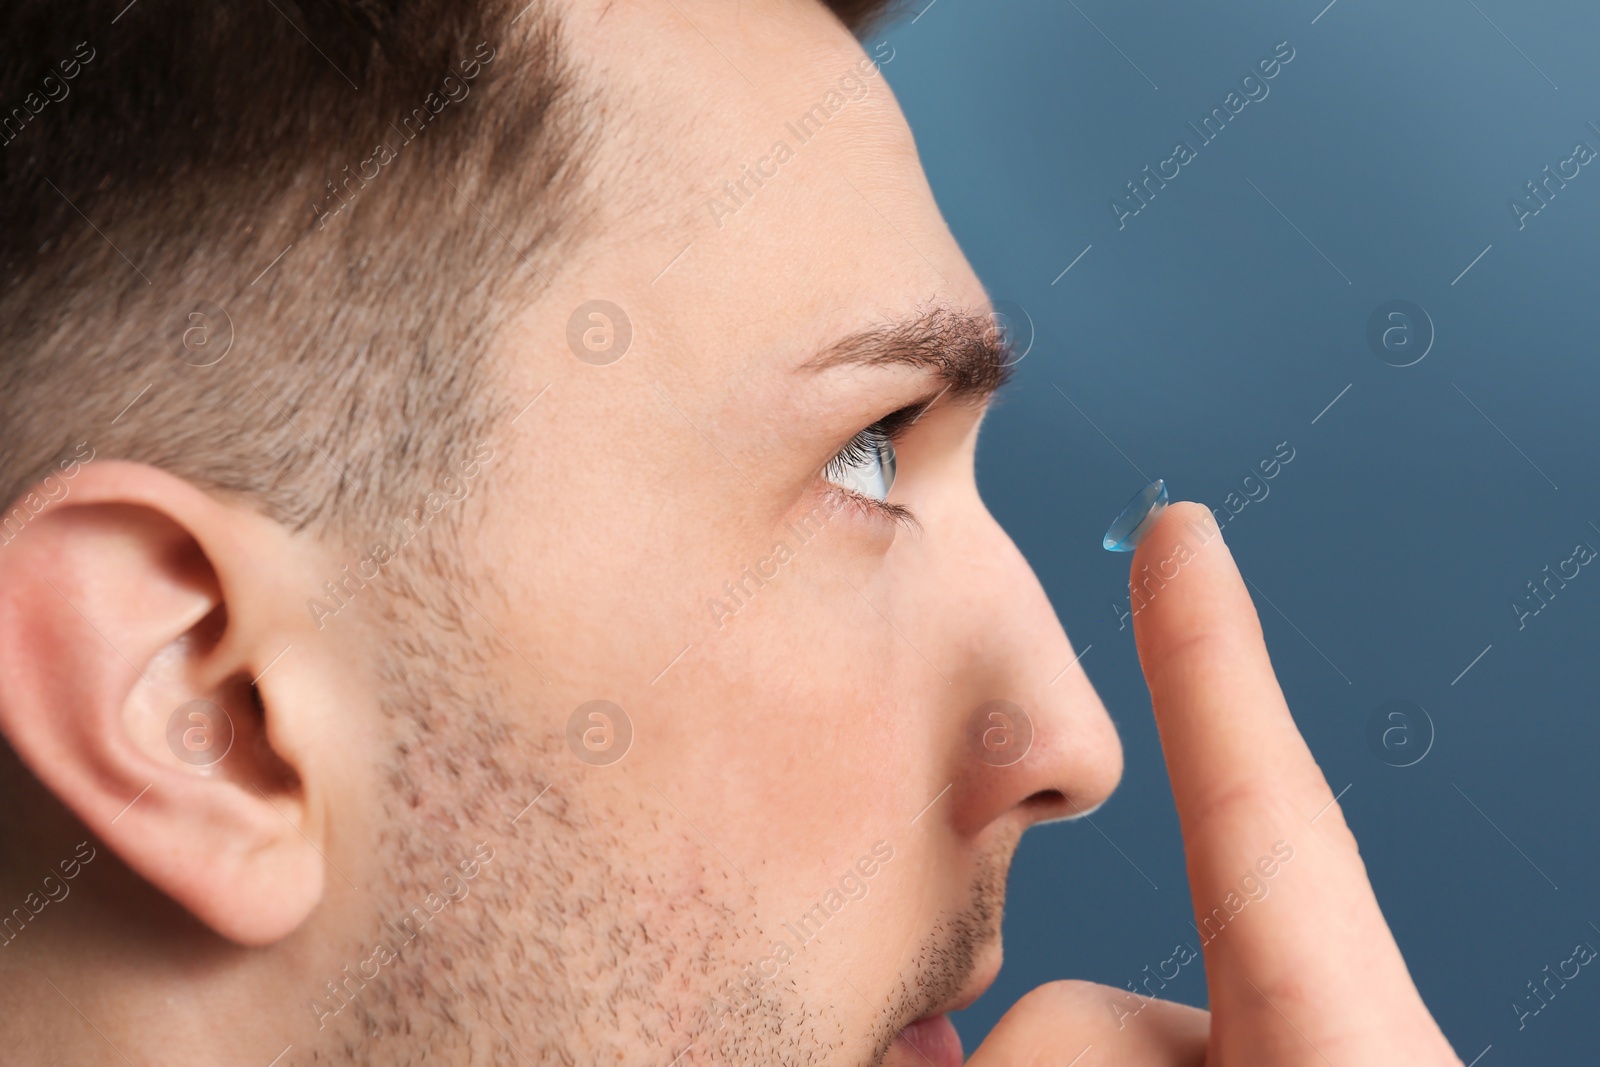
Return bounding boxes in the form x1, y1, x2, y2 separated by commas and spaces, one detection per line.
0, 1, 1120, 1064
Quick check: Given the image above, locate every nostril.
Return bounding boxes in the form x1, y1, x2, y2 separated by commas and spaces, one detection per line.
1023, 788, 1067, 811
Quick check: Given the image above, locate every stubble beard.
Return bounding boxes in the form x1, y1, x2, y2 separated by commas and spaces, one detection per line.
329, 598, 1010, 1066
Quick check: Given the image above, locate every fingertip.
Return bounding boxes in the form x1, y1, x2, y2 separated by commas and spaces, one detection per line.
1125, 500, 1259, 669
1133, 501, 1224, 564
1127, 501, 1233, 604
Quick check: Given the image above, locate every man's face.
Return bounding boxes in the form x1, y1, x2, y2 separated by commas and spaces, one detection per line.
349, 2, 1122, 1063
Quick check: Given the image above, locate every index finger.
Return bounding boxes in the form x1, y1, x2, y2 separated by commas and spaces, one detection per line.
1129, 502, 1329, 828
1127, 502, 1437, 1047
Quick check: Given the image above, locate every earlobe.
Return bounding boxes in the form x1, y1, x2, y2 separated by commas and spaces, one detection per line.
0, 462, 331, 945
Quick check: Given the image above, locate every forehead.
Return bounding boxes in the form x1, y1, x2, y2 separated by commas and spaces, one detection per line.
545, 0, 988, 377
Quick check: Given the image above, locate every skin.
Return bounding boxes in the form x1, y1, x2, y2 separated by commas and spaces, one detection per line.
0, 2, 1460, 1064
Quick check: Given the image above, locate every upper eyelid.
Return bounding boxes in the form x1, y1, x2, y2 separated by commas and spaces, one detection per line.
871, 394, 942, 438
820, 349, 1007, 460
824, 389, 952, 472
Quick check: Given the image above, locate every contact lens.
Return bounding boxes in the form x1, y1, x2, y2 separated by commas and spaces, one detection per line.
1102, 478, 1167, 552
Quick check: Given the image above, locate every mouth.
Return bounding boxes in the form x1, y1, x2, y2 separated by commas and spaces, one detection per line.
888, 955, 1000, 1067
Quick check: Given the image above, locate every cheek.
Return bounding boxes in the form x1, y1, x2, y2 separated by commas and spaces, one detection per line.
641, 555, 914, 861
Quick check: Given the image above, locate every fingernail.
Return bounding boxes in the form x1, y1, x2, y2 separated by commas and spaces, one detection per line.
1103, 478, 1168, 552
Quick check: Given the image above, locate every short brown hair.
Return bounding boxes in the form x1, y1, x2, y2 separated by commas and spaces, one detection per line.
0, 0, 900, 540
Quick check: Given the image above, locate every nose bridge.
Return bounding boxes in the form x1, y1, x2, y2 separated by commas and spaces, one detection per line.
931, 501, 1125, 831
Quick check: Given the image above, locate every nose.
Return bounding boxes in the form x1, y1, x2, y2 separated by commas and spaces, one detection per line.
928, 498, 1124, 839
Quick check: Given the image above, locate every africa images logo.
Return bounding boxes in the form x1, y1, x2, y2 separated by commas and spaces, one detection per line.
1108, 40, 1296, 230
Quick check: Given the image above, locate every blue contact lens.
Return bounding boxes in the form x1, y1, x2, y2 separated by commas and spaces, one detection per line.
1103, 478, 1168, 552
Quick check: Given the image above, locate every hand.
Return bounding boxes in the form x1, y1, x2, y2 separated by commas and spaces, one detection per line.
968, 502, 1461, 1065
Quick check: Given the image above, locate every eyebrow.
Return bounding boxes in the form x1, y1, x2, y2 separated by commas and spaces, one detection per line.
797, 305, 1016, 400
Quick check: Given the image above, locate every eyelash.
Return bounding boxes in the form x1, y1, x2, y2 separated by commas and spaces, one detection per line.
821, 401, 930, 528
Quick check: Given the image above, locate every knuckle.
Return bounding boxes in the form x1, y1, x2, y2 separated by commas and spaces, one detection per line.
1186, 778, 1300, 844
1141, 624, 1265, 706
996, 979, 1114, 1029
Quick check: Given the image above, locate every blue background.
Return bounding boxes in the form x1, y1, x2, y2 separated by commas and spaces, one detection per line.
879, 0, 1600, 1061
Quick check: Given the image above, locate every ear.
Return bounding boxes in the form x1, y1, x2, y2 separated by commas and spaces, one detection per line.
0, 461, 347, 945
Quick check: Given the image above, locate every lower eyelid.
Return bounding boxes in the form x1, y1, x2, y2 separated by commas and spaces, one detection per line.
820, 482, 919, 531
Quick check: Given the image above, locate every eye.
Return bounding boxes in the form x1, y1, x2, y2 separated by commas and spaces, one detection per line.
823, 423, 897, 501
819, 401, 930, 517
